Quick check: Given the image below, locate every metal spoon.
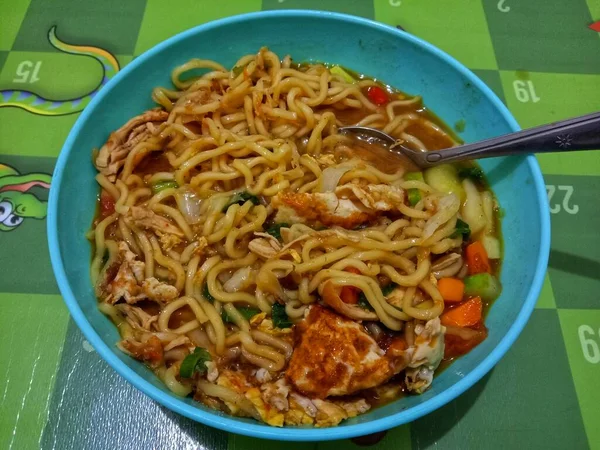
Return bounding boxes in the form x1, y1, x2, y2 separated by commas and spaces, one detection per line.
339, 111, 600, 169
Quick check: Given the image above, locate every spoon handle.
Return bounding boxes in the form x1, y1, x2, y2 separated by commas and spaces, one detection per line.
421, 111, 600, 167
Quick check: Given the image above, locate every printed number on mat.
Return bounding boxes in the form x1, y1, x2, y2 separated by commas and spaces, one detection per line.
546, 185, 578, 215
497, 0, 510, 12
13, 61, 42, 84
578, 325, 600, 364
513, 80, 540, 103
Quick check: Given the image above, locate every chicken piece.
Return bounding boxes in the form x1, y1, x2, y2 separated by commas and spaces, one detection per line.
130, 206, 184, 237
336, 183, 405, 211
286, 305, 410, 398
120, 335, 163, 367
272, 192, 374, 229
260, 378, 290, 412
102, 242, 146, 304
142, 277, 179, 302
115, 304, 158, 331
95, 109, 168, 181
405, 318, 445, 394
255, 368, 272, 383
205, 361, 219, 382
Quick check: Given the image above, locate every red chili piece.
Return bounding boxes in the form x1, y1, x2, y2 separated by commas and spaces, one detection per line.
367, 86, 389, 105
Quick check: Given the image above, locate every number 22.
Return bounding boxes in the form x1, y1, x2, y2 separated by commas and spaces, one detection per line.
546, 185, 579, 214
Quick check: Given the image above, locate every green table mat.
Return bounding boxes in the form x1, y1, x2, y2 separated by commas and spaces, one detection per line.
1, 1, 599, 449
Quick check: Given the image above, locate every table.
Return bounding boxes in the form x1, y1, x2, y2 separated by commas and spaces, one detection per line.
1, 1, 599, 449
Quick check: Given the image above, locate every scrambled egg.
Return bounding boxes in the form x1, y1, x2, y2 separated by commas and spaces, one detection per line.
250, 313, 293, 337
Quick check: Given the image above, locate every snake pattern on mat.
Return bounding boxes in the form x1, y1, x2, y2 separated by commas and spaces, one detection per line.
0, 26, 120, 116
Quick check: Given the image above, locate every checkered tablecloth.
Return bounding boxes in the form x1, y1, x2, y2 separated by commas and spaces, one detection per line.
1, 1, 599, 449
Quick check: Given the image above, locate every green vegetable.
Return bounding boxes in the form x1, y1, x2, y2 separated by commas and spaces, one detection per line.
180, 347, 212, 378
265, 223, 290, 240
151, 180, 178, 194
404, 171, 424, 182
221, 306, 261, 323
405, 172, 424, 206
459, 167, 484, 182
424, 164, 465, 201
381, 283, 397, 297
330, 65, 355, 83
357, 293, 374, 311
407, 189, 421, 206
272, 303, 292, 328
464, 273, 501, 302
481, 235, 501, 259
202, 283, 215, 303
223, 191, 260, 212
451, 218, 471, 240
358, 283, 396, 310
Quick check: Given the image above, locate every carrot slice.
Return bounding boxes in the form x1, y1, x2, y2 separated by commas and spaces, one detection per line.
440, 297, 483, 327
465, 241, 491, 274
438, 277, 465, 303
340, 267, 361, 304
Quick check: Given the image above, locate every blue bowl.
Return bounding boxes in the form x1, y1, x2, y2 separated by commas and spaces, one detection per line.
48, 10, 550, 441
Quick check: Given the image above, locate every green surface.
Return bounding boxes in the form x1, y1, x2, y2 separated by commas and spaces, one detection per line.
264, 0, 374, 18
0, 0, 32, 51
482, 0, 600, 74
0, 293, 69, 450
1, 0, 600, 448
135, 0, 263, 55
559, 310, 600, 448
13, 0, 146, 54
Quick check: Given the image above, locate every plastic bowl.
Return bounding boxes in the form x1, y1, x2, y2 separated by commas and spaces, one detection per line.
48, 10, 550, 442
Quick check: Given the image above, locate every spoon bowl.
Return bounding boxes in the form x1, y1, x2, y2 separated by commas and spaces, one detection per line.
340, 110, 600, 169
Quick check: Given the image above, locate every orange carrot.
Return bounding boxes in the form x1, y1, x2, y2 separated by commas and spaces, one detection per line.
440, 297, 483, 327
438, 277, 465, 303
465, 241, 491, 274
340, 267, 361, 304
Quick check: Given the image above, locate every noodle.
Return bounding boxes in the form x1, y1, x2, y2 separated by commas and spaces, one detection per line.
90, 47, 502, 428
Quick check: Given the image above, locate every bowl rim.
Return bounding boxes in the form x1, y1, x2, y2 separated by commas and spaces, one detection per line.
47, 9, 551, 441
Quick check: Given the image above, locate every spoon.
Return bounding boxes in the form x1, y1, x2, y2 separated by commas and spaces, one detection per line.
339, 111, 600, 169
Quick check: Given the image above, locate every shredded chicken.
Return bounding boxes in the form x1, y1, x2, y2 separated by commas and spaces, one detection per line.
336, 183, 405, 211
130, 206, 184, 237
120, 335, 163, 367
205, 361, 219, 382
95, 109, 168, 181
142, 277, 179, 302
115, 304, 157, 331
261, 378, 290, 412
272, 191, 373, 229
405, 318, 445, 394
103, 242, 146, 304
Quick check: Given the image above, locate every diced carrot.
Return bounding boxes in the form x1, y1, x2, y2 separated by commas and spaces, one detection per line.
440, 297, 483, 327
438, 277, 465, 303
340, 267, 361, 304
465, 241, 491, 274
